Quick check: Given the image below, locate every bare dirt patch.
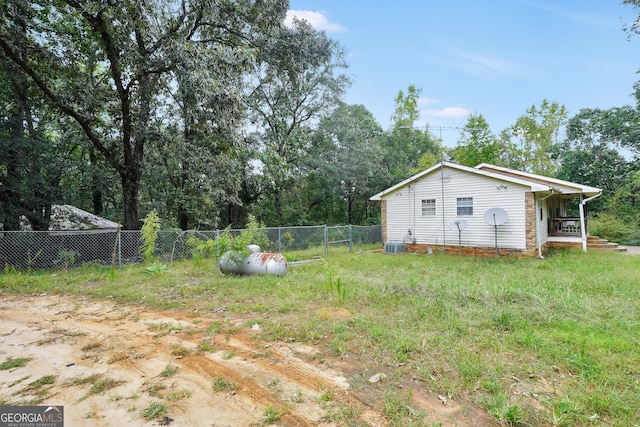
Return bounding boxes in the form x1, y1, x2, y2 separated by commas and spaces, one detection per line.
0, 294, 496, 426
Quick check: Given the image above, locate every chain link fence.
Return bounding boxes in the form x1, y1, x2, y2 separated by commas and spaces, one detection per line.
0, 225, 382, 271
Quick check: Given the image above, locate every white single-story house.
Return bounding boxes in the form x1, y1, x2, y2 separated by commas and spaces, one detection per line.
370, 161, 603, 257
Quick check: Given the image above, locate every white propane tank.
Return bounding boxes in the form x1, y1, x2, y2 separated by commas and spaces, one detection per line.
219, 251, 288, 276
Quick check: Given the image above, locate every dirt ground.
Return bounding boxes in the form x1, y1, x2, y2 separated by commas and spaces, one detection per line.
0, 293, 498, 427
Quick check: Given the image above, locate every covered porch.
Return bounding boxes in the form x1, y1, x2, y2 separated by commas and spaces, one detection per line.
544, 192, 600, 251
547, 194, 585, 237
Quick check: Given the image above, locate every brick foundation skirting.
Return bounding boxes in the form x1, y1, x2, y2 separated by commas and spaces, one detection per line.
545, 241, 582, 250
404, 243, 529, 258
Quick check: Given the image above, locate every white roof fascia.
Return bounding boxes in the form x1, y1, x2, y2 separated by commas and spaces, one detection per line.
475, 163, 602, 195
369, 162, 445, 200
370, 161, 551, 201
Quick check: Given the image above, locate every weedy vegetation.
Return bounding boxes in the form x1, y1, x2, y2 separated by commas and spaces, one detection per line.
1, 245, 639, 425
0, 357, 31, 370
142, 401, 168, 419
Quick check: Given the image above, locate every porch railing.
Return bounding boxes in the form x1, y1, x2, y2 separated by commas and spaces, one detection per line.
549, 217, 581, 235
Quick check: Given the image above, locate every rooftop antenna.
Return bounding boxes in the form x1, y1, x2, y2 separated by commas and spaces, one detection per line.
484, 208, 508, 258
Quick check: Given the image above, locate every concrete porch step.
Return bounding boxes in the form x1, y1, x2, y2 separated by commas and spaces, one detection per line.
587, 236, 627, 252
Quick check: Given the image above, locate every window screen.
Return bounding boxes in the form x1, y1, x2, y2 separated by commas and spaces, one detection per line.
457, 197, 473, 216
422, 199, 436, 216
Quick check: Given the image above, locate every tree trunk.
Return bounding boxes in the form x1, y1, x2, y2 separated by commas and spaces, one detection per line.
89, 148, 104, 215
275, 189, 283, 225
121, 170, 140, 229
2, 111, 22, 231
179, 208, 189, 231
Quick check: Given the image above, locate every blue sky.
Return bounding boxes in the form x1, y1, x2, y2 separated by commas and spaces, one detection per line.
287, 1, 640, 148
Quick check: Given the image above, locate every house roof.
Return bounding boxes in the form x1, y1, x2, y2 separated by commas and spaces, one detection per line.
475, 164, 601, 196
370, 161, 602, 201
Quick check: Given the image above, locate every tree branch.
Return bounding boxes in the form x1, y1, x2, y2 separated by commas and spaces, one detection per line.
0, 37, 115, 166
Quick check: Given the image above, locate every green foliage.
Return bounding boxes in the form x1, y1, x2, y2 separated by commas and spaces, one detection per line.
188, 214, 269, 262
326, 272, 347, 306
160, 364, 178, 378
391, 85, 422, 129
212, 377, 238, 393
2, 247, 640, 425
544, 400, 579, 427
482, 392, 525, 426
25, 250, 42, 273
237, 215, 270, 251
590, 213, 640, 245
57, 250, 79, 270
144, 262, 169, 275
262, 405, 288, 424
142, 402, 168, 419
383, 391, 424, 426
247, 17, 350, 224
0, 357, 30, 370
141, 210, 161, 263
449, 114, 502, 167
377, 86, 442, 185
310, 102, 384, 224
0, 0, 288, 230
501, 99, 568, 175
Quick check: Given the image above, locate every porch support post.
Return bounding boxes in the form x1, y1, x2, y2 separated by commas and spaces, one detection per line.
537, 191, 555, 258
579, 197, 587, 252
579, 192, 603, 252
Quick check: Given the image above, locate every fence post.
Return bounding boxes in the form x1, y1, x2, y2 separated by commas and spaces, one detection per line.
117, 228, 122, 269
278, 227, 282, 253
349, 224, 353, 253
324, 225, 328, 256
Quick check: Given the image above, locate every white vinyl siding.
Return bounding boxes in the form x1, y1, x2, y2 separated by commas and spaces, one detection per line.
381, 166, 529, 250
385, 189, 412, 242
422, 199, 436, 216
456, 197, 473, 216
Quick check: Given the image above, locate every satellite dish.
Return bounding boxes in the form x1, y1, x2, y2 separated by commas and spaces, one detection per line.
484, 208, 508, 226
484, 208, 508, 258
448, 220, 467, 231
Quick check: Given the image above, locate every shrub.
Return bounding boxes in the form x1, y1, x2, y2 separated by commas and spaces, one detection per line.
589, 213, 640, 245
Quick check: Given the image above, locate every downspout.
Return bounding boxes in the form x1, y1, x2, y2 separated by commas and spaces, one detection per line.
536, 191, 555, 259
579, 192, 602, 252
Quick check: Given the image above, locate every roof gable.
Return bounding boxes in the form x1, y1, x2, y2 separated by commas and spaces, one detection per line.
370, 161, 552, 200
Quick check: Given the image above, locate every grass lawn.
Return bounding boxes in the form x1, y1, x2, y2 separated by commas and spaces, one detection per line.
2, 247, 639, 426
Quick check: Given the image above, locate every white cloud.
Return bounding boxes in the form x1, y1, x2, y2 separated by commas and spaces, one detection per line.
427, 37, 533, 80
285, 10, 347, 33
454, 50, 526, 79
417, 97, 440, 107
517, 0, 613, 28
424, 107, 470, 118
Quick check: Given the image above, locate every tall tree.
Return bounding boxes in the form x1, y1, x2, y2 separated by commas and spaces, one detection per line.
0, 51, 66, 230
378, 85, 440, 185
559, 109, 631, 193
449, 113, 502, 167
311, 103, 383, 224
391, 84, 422, 129
247, 18, 351, 225
144, 33, 254, 230
0, 0, 286, 229
502, 99, 567, 175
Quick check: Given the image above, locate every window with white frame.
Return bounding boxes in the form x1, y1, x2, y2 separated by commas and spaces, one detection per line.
456, 197, 473, 216
421, 199, 436, 216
